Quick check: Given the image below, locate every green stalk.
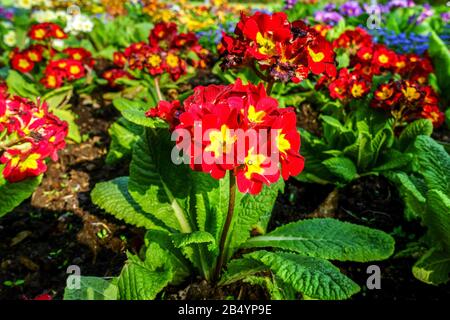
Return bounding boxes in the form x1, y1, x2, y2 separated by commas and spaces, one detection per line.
213, 171, 237, 281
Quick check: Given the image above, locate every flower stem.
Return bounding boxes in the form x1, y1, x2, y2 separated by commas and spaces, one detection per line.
214, 170, 237, 282
154, 77, 163, 102
266, 80, 275, 95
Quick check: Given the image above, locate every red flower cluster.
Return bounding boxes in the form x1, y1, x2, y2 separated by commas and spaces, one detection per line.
102, 69, 133, 87
42, 57, 87, 89
146, 79, 304, 195
10, 45, 46, 73
316, 26, 444, 128
332, 28, 433, 83
10, 24, 91, 89
319, 68, 370, 100
371, 80, 444, 128
0, 89, 68, 182
28, 23, 67, 41
218, 12, 336, 83
107, 22, 209, 83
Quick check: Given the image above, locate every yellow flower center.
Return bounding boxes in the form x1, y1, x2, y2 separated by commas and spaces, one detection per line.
205, 125, 236, 158
148, 54, 162, 67
166, 54, 179, 68
19, 153, 41, 172
247, 105, 266, 124
378, 54, 389, 64
351, 84, 364, 98
402, 86, 420, 101
73, 53, 82, 60
256, 32, 276, 55
70, 65, 81, 75
307, 46, 325, 63
47, 75, 57, 87
244, 148, 266, 179
28, 52, 39, 62
35, 29, 46, 39
18, 59, 30, 69
376, 87, 393, 100
276, 131, 291, 155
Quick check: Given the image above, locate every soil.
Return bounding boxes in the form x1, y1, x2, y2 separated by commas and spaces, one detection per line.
0, 90, 449, 301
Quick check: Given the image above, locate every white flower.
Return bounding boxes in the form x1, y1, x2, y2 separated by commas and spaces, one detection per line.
65, 14, 94, 34
52, 39, 65, 50
31, 10, 58, 22
3, 30, 17, 47
17, 0, 33, 9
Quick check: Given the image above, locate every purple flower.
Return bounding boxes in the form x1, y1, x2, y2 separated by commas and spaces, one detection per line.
340, 1, 363, 17
284, 0, 297, 10
0, 7, 14, 20
314, 11, 343, 25
387, 0, 415, 9
441, 12, 450, 23
323, 3, 337, 12
416, 4, 433, 24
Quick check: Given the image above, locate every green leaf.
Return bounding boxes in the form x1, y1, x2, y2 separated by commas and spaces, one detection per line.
64, 276, 118, 300
91, 177, 168, 230
50, 108, 81, 143
106, 117, 143, 165
118, 253, 172, 300
384, 172, 426, 220
0, 171, 42, 217
219, 258, 266, 286
172, 231, 217, 252
245, 251, 360, 300
112, 98, 166, 128
190, 171, 228, 242
413, 247, 450, 285
398, 119, 433, 150
42, 86, 73, 109
144, 230, 191, 285
243, 275, 297, 300
372, 150, 413, 172
414, 135, 450, 195
224, 179, 284, 262
322, 157, 358, 183
128, 128, 193, 233
6, 70, 40, 99
428, 32, 450, 104
243, 218, 394, 262
425, 190, 450, 252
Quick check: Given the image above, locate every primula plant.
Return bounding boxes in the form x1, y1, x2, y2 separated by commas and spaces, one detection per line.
73, 15, 396, 297
1, 0, 450, 304
0, 83, 68, 217
102, 22, 209, 96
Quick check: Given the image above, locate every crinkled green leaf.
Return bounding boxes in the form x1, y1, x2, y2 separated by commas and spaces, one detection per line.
322, 157, 358, 183
64, 276, 118, 300
245, 251, 360, 300
413, 247, 450, 285
414, 135, 450, 195
425, 189, 450, 252
91, 177, 168, 230
243, 218, 394, 262
219, 258, 267, 286
128, 129, 193, 233
144, 230, 191, 285
118, 253, 172, 300
399, 119, 433, 150
106, 117, 142, 165
0, 170, 42, 218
